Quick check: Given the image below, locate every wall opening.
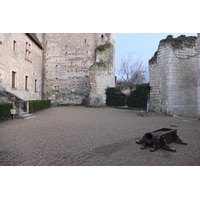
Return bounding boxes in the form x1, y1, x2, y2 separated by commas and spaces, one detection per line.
25, 42, 31, 61
35, 79, 37, 92
25, 75, 29, 91
13, 40, 17, 51
12, 71, 16, 89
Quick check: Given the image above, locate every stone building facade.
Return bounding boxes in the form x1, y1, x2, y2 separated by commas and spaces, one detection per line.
0, 33, 115, 112
149, 35, 199, 118
0, 33, 43, 104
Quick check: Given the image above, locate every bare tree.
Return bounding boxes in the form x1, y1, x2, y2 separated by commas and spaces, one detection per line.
118, 54, 147, 92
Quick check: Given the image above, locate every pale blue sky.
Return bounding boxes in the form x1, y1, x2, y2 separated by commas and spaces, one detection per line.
115, 33, 197, 78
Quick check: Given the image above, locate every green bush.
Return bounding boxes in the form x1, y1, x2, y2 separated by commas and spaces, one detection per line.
29, 100, 51, 113
106, 87, 126, 106
0, 103, 13, 121
127, 83, 151, 109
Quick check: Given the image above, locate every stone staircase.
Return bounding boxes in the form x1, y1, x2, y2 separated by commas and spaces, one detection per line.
0, 90, 24, 103
0, 90, 31, 118
0, 90, 37, 120
18, 112, 36, 120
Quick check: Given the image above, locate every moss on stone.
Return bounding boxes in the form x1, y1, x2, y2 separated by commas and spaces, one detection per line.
160, 35, 197, 49
149, 35, 197, 65
95, 43, 111, 52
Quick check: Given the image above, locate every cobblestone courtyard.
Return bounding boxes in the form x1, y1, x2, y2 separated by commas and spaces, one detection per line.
0, 106, 199, 166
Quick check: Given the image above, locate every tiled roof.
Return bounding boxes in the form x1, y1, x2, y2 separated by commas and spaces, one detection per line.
26, 33, 43, 49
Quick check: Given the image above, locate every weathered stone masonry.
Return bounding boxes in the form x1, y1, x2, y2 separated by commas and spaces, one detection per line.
149, 35, 199, 118
0, 33, 43, 101
43, 33, 115, 106
0, 33, 115, 112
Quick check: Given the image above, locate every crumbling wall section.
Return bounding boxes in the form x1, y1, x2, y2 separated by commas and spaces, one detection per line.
149, 35, 198, 117
149, 51, 160, 112
89, 40, 115, 107
43, 33, 115, 106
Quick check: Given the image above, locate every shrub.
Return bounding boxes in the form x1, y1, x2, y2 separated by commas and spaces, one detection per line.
29, 100, 51, 113
106, 87, 126, 106
0, 103, 13, 121
127, 83, 151, 109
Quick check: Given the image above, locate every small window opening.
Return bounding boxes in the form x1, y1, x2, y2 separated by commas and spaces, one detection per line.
25, 42, 31, 61
25, 76, 29, 91
12, 71, 16, 89
35, 79, 37, 92
13, 40, 17, 51
101, 34, 104, 38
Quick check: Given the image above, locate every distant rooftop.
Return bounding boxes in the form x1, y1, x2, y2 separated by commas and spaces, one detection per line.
26, 33, 43, 49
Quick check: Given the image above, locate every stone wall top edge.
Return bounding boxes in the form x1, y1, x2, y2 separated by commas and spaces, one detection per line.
149, 35, 197, 65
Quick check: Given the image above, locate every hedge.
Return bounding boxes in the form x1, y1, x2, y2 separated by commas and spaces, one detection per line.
106, 87, 126, 106
0, 103, 13, 121
127, 83, 151, 109
29, 100, 51, 113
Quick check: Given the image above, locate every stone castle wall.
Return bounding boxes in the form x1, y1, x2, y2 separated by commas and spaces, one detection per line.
149, 35, 198, 118
0, 33, 115, 107
89, 42, 115, 106
0, 33, 43, 101
43, 33, 115, 105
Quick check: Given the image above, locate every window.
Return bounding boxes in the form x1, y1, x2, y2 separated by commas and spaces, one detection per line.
12, 71, 16, 89
25, 42, 31, 61
101, 34, 104, 38
34, 79, 37, 92
13, 40, 17, 51
25, 75, 28, 90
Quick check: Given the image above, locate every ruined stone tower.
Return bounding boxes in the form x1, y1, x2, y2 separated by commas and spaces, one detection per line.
149, 35, 198, 118
43, 33, 115, 106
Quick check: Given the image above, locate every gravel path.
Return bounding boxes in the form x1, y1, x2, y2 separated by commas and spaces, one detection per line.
0, 106, 199, 166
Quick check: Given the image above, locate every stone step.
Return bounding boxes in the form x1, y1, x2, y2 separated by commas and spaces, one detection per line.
24, 115, 36, 120
17, 113, 36, 119
19, 111, 27, 116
